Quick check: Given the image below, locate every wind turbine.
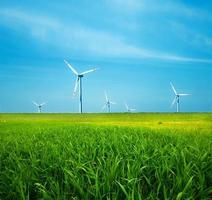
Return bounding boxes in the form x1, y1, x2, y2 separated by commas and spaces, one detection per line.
32, 101, 46, 113
102, 91, 116, 113
170, 82, 190, 112
124, 102, 135, 113
64, 60, 98, 114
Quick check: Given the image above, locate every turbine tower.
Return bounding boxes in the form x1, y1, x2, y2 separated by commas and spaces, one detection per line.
64, 60, 98, 114
32, 101, 46, 113
124, 102, 135, 113
102, 91, 116, 113
170, 82, 190, 112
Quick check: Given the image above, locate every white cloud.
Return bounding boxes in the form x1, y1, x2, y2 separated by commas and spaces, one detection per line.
169, 21, 212, 50
0, 8, 60, 40
194, 34, 212, 47
105, 0, 144, 12
0, 7, 212, 63
0, 8, 60, 28
105, 0, 212, 20
205, 38, 212, 46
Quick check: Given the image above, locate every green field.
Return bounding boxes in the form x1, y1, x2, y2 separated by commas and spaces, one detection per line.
0, 113, 212, 200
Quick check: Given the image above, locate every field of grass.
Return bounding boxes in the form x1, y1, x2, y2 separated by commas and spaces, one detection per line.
0, 113, 211, 199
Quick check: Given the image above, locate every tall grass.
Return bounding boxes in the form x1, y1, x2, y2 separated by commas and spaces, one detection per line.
0, 114, 211, 199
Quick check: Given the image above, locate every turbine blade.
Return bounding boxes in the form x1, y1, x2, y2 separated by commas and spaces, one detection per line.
104, 91, 108, 102
73, 77, 79, 96
170, 82, 177, 95
80, 68, 98, 75
130, 109, 136, 111
171, 97, 177, 108
64, 60, 78, 75
178, 93, 190, 96
110, 101, 116, 105
40, 102, 46, 106
32, 101, 39, 106
102, 104, 106, 111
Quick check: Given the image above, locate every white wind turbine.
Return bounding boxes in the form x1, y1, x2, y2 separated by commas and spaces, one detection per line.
64, 60, 98, 113
32, 101, 46, 113
170, 82, 190, 112
124, 102, 136, 113
102, 91, 116, 113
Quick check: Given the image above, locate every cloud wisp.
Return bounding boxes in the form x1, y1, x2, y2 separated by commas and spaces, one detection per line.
106, 0, 212, 20
0, 7, 212, 64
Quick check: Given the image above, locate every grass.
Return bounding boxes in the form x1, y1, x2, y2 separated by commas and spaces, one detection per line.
0, 113, 212, 199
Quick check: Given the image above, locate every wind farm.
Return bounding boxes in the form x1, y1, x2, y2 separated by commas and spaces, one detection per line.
0, 60, 211, 200
0, 0, 212, 200
0, 65, 211, 200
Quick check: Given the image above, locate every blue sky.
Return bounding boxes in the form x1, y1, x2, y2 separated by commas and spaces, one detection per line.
0, 0, 212, 112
